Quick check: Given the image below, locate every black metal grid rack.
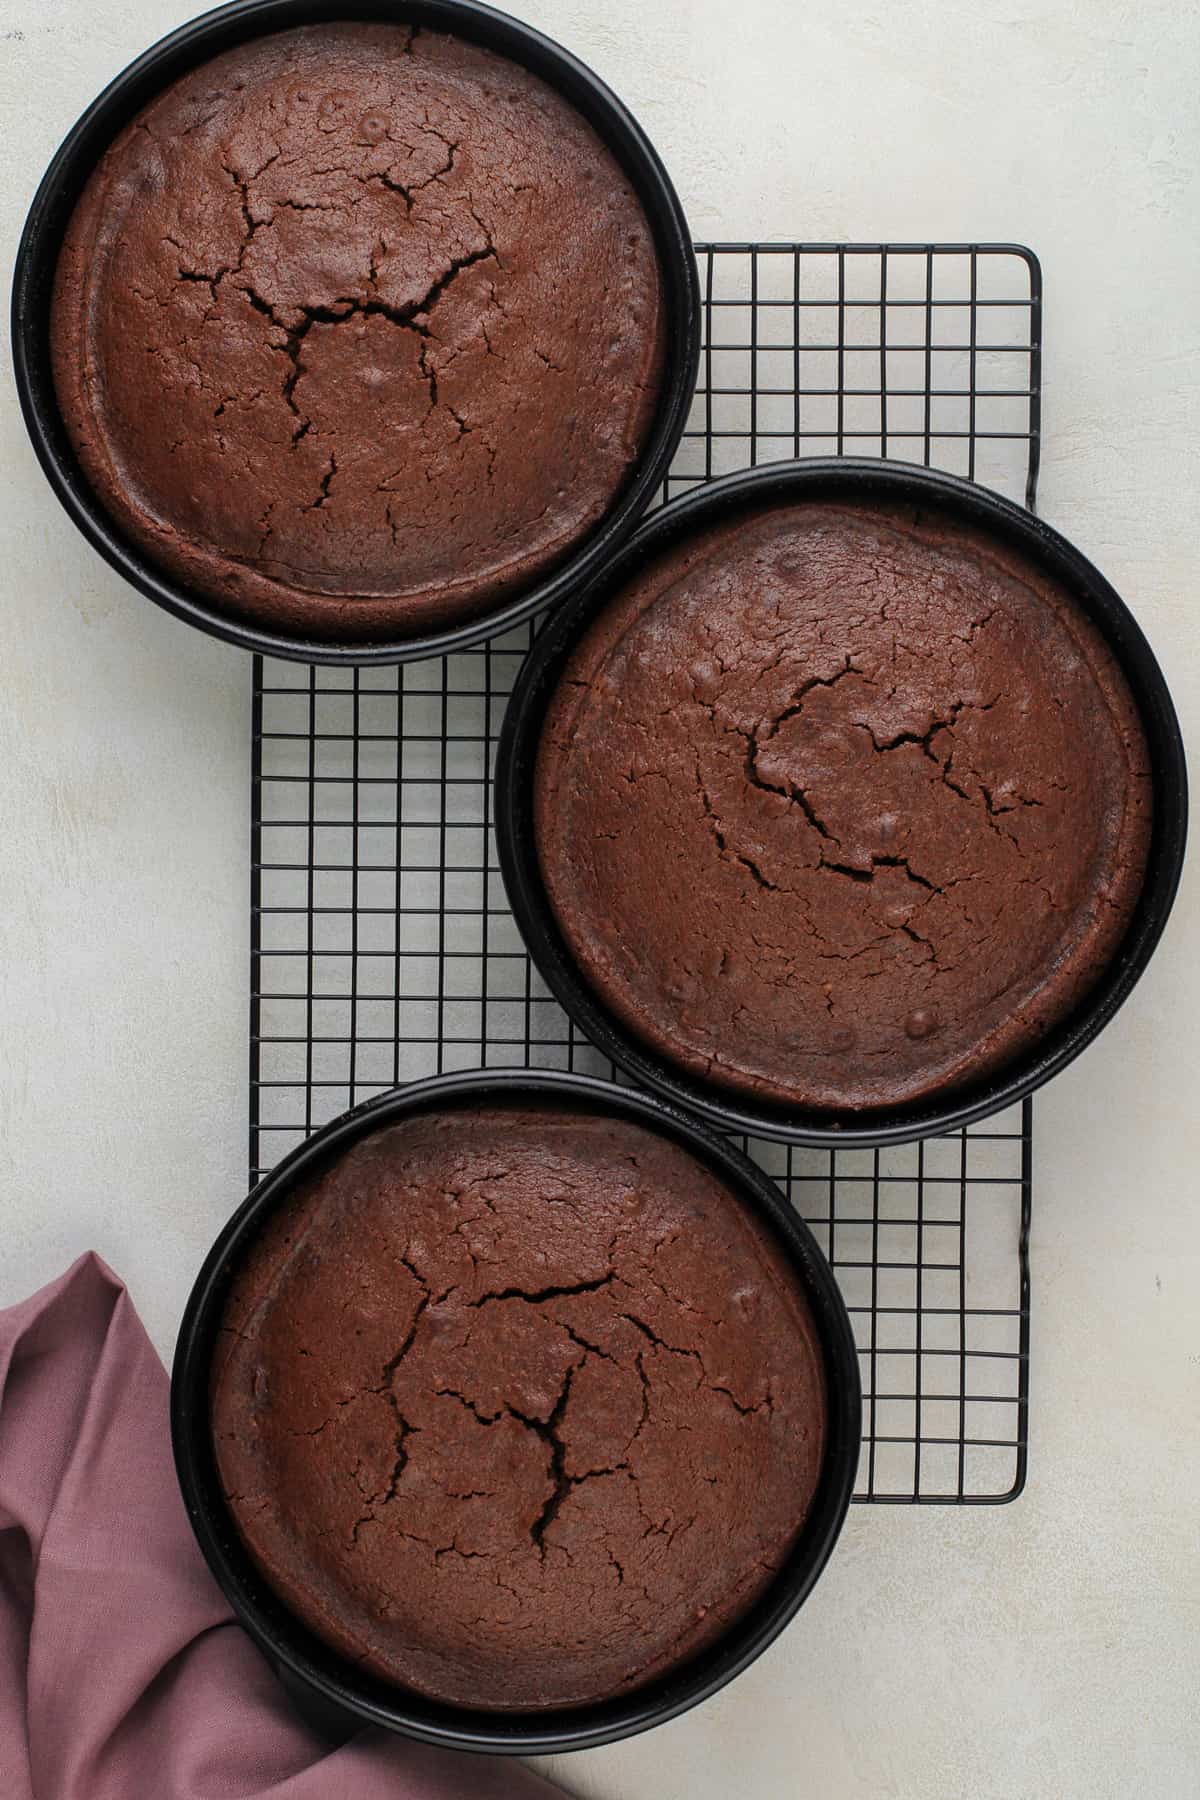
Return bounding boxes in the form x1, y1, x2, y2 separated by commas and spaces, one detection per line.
250, 243, 1038, 1503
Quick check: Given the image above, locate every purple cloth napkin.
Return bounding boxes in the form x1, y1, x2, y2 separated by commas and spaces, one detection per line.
0, 1253, 566, 1800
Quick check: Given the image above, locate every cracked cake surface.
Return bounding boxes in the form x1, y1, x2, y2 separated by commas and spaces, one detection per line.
534, 499, 1152, 1112
211, 1102, 827, 1710
51, 23, 665, 639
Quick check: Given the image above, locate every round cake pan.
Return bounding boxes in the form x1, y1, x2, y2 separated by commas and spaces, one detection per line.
495, 458, 1188, 1149
171, 1067, 861, 1754
11, 0, 700, 667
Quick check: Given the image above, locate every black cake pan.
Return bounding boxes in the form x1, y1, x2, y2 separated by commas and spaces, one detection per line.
495, 458, 1188, 1149
12, 0, 700, 666
171, 1068, 862, 1754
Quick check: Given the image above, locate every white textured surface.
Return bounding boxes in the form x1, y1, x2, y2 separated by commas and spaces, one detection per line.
1, 2, 1197, 1796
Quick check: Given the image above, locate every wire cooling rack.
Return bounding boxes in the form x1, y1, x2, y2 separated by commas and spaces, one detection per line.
250, 243, 1039, 1503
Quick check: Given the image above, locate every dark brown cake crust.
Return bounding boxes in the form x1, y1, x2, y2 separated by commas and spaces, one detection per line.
51, 24, 665, 639
212, 1103, 826, 1711
534, 500, 1152, 1112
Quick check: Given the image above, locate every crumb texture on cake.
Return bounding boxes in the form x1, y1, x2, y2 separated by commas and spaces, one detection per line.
51, 23, 664, 637
534, 500, 1153, 1112
212, 1104, 826, 1710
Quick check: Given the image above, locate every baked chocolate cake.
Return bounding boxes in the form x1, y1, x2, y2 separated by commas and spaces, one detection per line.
212, 1103, 827, 1710
51, 24, 665, 639
534, 500, 1152, 1112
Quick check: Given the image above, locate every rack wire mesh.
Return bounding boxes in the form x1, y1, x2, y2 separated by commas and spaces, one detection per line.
250, 243, 1038, 1503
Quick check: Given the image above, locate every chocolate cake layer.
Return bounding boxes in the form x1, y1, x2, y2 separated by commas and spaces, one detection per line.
52, 24, 665, 638
534, 500, 1152, 1111
213, 1102, 827, 1709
